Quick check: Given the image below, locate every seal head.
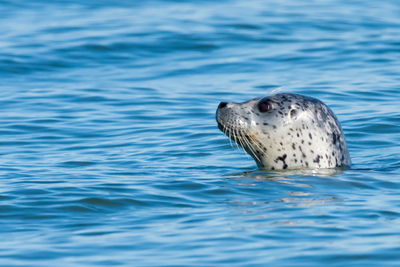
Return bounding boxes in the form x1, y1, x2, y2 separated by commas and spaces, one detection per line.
216, 93, 350, 170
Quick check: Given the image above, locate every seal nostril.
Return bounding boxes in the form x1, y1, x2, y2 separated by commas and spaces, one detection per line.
218, 102, 228, 109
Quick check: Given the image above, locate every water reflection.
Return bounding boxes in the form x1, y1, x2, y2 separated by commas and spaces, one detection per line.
227, 168, 344, 211
237, 167, 345, 178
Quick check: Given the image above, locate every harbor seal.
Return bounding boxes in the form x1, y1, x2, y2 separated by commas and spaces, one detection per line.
216, 93, 350, 170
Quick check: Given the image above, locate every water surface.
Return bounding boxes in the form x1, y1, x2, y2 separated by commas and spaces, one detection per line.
1, 0, 400, 266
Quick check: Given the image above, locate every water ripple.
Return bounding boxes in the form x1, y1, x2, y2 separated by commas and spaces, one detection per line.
0, 0, 400, 266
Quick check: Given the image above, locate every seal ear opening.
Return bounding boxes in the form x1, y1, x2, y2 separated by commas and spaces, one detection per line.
289, 109, 297, 119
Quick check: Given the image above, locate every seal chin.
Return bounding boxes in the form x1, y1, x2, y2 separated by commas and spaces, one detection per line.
216, 105, 223, 130
216, 120, 225, 133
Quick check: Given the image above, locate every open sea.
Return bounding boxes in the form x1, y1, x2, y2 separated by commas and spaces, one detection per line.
1, 0, 400, 266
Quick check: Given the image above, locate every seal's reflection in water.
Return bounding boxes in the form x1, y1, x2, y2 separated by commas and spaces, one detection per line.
226, 168, 344, 225
231, 168, 344, 185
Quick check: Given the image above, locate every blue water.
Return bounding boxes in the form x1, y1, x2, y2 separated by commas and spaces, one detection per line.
1, 0, 400, 266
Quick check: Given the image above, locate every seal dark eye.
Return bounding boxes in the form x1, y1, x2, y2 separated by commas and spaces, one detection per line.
258, 98, 273, 113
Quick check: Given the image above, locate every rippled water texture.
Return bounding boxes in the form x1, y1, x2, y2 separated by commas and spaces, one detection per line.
1, 0, 400, 266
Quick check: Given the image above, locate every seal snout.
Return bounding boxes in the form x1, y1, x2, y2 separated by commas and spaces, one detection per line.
218, 102, 228, 109
216, 102, 228, 133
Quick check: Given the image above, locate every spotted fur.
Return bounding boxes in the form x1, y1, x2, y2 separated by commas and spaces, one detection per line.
216, 93, 351, 170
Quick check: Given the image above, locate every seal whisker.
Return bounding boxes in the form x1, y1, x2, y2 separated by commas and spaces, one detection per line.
226, 125, 234, 148
229, 125, 236, 148
236, 130, 250, 153
239, 130, 260, 162
243, 134, 261, 163
227, 126, 253, 160
236, 130, 250, 158
236, 130, 246, 147
247, 134, 264, 155
233, 127, 241, 151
